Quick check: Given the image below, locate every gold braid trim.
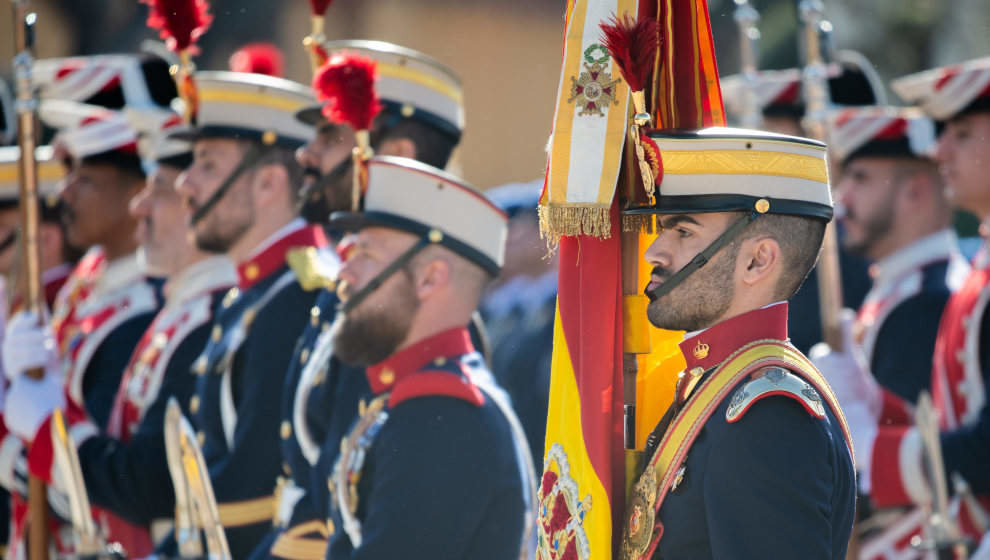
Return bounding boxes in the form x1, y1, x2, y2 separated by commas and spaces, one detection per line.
538, 204, 612, 245
216, 495, 275, 528
622, 214, 656, 234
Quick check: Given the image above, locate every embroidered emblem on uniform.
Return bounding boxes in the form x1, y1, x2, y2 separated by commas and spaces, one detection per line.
567, 44, 619, 117
333, 394, 390, 548
670, 465, 686, 492
622, 462, 658, 558
693, 341, 710, 360
537, 443, 591, 560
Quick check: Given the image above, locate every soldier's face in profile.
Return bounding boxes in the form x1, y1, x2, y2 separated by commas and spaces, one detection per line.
835, 157, 902, 260
935, 112, 990, 216
296, 121, 356, 219
130, 163, 193, 276
178, 139, 255, 253
643, 212, 737, 332
331, 227, 421, 365
60, 162, 141, 250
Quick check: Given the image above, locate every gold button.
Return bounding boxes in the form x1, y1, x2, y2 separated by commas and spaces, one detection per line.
193, 356, 208, 375
244, 263, 260, 281
196, 431, 205, 447
754, 198, 770, 214
211, 325, 222, 342
283, 462, 291, 475
222, 287, 240, 308
313, 370, 326, 386
400, 103, 415, 117
300, 348, 310, 365
189, 395, 200, 414
262, 130, 278, 146
280, 421, 292, 439
379, 369, 395, 385
428, 229, 443, 243
433, 357, 447, 367
321, 322, 331, 332
310, 306, 321, 326
243, 309, 257, 328
693, 341, 710, 360
688, 366, 704, 377
326, 518, 335, 535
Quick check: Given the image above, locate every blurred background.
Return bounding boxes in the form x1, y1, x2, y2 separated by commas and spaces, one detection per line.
1, 0, 988, 190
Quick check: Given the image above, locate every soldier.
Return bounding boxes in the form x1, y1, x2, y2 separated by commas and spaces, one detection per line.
256, 42, 475, 560
2, 109, 237, 556
619, 128, 855, 559
322, 155, 530, 559
721, 51, 882, 352
812, 107, 967, 403
827, 55, 990, 546
166, 71, 327, 558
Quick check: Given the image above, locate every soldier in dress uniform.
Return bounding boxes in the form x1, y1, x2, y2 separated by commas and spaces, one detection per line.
0, 102, 163, 557
826, 55, 990, 548
319, 155, 531, 559
619, 127, 855, 559
165, 71, 328, 559
721, 51, 883, 353
1, 108, 237, 557
255, 42, 476, 560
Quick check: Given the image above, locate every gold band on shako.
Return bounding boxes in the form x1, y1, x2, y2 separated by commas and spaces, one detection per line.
624, 127, 833, 220
297, 40, 464, 141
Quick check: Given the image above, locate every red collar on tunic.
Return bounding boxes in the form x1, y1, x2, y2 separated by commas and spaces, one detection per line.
678, 303, 789, 372
365, 327, 476, 394
237, 225, 328, 290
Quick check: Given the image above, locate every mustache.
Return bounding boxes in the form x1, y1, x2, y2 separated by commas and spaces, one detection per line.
644, 265, 672, 301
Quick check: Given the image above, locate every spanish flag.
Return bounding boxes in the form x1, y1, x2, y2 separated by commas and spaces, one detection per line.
537, 1, 724, 558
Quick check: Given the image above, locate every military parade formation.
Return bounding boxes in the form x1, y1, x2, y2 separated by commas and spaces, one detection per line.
0, 0, 986, 559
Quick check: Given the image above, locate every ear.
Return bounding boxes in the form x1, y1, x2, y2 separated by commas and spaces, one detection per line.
413, 256, 451, 301
739, 236, 780, 287
378, 137, 417, 160
252, 163, 290, 207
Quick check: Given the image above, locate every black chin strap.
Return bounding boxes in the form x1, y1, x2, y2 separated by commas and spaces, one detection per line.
647, 211, 761, 301
0, 229, 17, 253
190, 143, 267, 226
338, 233, 438, 314
297, 156, 353, 215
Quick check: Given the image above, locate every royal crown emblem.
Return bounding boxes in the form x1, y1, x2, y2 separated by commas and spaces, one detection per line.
568, 44, 620, 117
537, 443, 592, 560
693, 341, 710, 360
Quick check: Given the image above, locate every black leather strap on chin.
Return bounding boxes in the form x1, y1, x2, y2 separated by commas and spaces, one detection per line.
0, 229, 17, 253
647, 211, 761, 301
190, 143, 267, 226
338, 236, 432, 315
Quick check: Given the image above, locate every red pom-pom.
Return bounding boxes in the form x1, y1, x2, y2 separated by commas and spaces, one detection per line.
229, 42, 285, 77
309, 0, 334, 16
599, 13, 660, 93
143, 0, 213, 53
312, 53, 381, 131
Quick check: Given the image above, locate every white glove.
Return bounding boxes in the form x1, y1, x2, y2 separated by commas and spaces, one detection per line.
842, 401, 879, 494
2, 311, 58, 382
3, 373, 65, 442
809, 308, 881, 417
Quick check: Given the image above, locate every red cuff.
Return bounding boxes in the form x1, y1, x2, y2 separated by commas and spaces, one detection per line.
27, 415, 55, 484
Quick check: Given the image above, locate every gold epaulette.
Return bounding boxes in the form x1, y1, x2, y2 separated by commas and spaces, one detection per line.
216, 495, 275, 528
725, 366, 826, 422
270, 520, 331, 560
287, 247, 337, 292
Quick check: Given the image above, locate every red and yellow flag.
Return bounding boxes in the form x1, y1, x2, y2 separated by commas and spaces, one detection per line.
537, 1, 724, 559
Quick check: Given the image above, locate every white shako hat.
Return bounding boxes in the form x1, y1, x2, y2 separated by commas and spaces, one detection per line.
297, 40, 464, 142
623, 127, 832, 221
39, 100, 139, 162
891, 56, 990, 122
124, 107, 192, 168
170, 71, 316, 149
328, 155, 506, 275
827, 106, 935, 164
0, 145, 64, 202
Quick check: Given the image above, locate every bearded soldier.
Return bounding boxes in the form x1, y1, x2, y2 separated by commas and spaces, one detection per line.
620, 127, 856, 559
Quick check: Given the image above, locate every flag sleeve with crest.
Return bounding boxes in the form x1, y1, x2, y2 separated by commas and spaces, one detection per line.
537, 1, 724, 559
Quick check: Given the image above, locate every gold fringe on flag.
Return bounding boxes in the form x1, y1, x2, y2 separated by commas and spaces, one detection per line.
538, 205, 613, 244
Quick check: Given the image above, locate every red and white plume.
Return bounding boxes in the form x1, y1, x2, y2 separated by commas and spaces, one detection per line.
312, 53, 381, 133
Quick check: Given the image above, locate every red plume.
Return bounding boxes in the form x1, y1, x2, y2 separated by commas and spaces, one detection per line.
312, 53, 381, 131
309, 0, 334, 16
599, 13, 660, 92
143, 0, 213, 53
229, 43, 285, 77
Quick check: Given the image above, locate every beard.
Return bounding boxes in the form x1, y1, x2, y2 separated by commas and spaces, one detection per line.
331, 269, 420, 366
841, 203, 894, 257
646, 242, 737, 332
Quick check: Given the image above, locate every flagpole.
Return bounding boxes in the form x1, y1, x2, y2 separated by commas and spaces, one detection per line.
10, 2, 50, 559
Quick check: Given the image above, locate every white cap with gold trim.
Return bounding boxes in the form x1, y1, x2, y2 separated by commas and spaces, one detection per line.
624, 127, 832, 220
171, 71, 316, 149
298, 40, 464, 141
892, 56, 990, 121
328, 156, 506, 275
0, 145, 65, 202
